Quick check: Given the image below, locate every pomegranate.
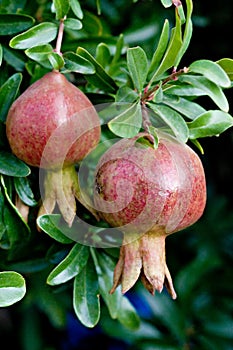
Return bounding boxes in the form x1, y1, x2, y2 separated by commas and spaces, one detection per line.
6, 71, 101, 226
94, 132, 206, 298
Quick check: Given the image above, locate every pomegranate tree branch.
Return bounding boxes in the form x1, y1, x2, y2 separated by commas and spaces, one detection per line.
141, 67, 188, 103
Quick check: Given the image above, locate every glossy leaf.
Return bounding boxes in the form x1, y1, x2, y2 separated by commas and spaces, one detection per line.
91, 248, 122, 319
37, 214, 73, 244
162, 95, 206, 120
53, 0, 70, 20
147, 19, 170, 81
0, 151, 30, 177
96, 43, 111, 67
164, 83, 205, 97
188, 110, 233, 139
0, 271, 26, 307
70, 0, 83, 19
73, 258, 100, 328
160, 0, 172, 7
0, 73, 22, 122
10, 22, 58, 50
117, 297, 140, 330
25, 44, 53, 68
14, 177, 38, 207
115, 86, 139, 103
47, 243, 89, 285
149, 103, 189, 143
108, 101, 142, 138
48, 52, 64, 70
217, 58, 233, 81
175, 5, 193, 65
63, 52, 95, 74
179, 75, 229, 112
64, 18, 82, 30
151, 9, 182, 81
0, 14, 34, 36
127, 46, 148, 92
189, 59, 231, 88
1, 46, 25, 71
76, 47, 118, 93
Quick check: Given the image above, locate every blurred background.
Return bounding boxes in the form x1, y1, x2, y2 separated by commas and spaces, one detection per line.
0, 0, 232, 349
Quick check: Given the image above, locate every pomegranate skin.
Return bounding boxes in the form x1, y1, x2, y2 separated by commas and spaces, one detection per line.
94, 133, 207, 297
94, 133, 206, 236
6, 71, 100, 169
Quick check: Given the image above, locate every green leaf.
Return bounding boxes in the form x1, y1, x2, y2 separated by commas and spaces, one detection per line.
160, 0, 172, 7
91, 249, 122, 319
0, 73, 22, 122
165, 83, 205, 97
148, 19, 170, 81
151, 9, 182, 81
0, 271, 26, 307
0, 44, 2, 66
0, 151, 30, 177
188, 110, 233, 139
1, 175, 30, 232
117, 297, 140, 330
53, 0, 70, 20
2, 46, 25, 71
14, 177, 38, 207
25, 44, 54, 68
96, 43, 111, 68
10, 22, 58, 50
73, 257, 100, 328
179, 75, 229, 112
115, 86, 139, 103
189, 59, 231, 88
76, 47, 118, 93
216, 58, 233, 81
163, 95, 206, 120
64, 18, 82, 30
175, 0, 193, 66
63, 52, 95, 74
47, 243, 90, 285
127, 46, 148, 92
149, 103, 189, 143
0, 14, 35, 36
37, 214, 73, 244
112, 33, 124, 65
70, 0, 83, 19
48, 52, 64, 70
0, 187, 6, 240
108, 101, 142, 138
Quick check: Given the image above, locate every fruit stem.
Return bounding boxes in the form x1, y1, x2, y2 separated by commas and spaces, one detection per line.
55, 16, 66, 55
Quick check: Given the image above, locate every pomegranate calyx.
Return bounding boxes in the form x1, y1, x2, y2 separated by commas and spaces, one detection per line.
38, 165, 98, 227
110, 228, 177, 299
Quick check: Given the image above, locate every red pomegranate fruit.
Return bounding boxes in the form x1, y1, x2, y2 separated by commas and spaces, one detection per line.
6, 71, 101, 226
94, 132, 206, 298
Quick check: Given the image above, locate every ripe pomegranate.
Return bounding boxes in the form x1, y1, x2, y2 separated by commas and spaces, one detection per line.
6, 71, 100, 226
94, 132, 206, 298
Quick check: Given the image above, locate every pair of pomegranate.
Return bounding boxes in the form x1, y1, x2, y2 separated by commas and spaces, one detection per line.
6, 71, 206, 298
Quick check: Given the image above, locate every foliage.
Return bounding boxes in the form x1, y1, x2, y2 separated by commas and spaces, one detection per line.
0, 0, 233, 349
